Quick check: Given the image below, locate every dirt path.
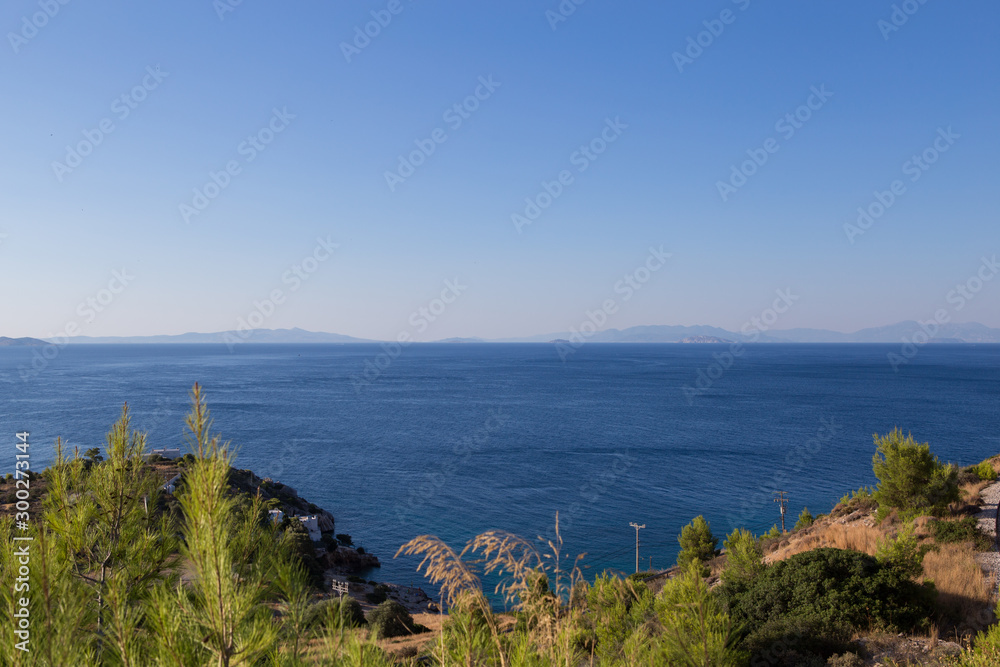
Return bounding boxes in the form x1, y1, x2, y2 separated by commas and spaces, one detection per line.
974, 480, 1000, 594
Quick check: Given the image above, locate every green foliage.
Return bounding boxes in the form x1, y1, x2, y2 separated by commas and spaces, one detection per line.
871, 428, 959, 515
173, 385, 280, 665
838, 486, 875, 506
43, 410, 178, 665
83, 446, 104, 463
365, 599, 419, 639
336, 532, 353, 546
930, 516, 994, 550
722, 547, 934, 640
582, 572, 655, 664
285, 518, 326, 589
366, 584, 389, 604
677, 515, 718, 576
826, 653, 866, 667
794, 507, 814, 530
435, 606, 499, 666
655, 560, 746, 666
312, 595, 366, 629
874, 522, 925, 579
740, 615, 854, 667
721, 528, 765, 586
958, 620, 1000, 666
764, 524, 782, 539
974, 460, 998, 481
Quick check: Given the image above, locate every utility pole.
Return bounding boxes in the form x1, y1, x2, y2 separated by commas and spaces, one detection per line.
629, 522, 645, 573
774, 491, 789, 533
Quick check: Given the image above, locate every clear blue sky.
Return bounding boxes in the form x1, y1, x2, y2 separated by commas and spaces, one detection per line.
2, 0, 998, 340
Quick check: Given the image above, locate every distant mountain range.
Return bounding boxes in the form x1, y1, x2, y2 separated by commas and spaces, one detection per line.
13, 321, 998, 345
0, 336, 48, 346
46, 328, 373, 345
495, 321, 1000, 344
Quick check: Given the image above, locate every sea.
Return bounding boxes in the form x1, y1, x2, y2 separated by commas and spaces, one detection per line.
1, 343, 998, 599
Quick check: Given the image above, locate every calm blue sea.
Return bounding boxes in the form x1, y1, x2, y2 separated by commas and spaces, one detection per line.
2, 343, 999, 594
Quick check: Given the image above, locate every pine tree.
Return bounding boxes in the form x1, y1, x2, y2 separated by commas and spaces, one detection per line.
677, 516, 718, 577
175, 383, 279, 666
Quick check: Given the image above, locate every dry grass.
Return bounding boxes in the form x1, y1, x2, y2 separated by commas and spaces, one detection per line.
766, 520, 886, 562
952, 480, 992, 515
922, 543, 995, 637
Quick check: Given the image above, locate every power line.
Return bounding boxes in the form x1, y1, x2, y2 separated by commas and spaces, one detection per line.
629, 522, 646, 574
774, 491, 789, 533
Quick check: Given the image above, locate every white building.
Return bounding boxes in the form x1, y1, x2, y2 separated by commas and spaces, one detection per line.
149, 448, 181, 459
161, 473, 181, 495
296, 515, 321, 541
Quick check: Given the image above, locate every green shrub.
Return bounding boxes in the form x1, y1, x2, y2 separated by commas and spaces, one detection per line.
794, 507, 814, 531
346, 575, 364, 584
283, 520, 325, 589
357, 546, 365, 555
930, 517, 994, 551
313, 596, 366, 628
959, 620, 1000, 666
365, 589, 388, 605
366, 600, 420, 639
835, 486, 877, 516
764, 524, 782, 539
974, 461, 998, 481
722, 548, 934, 639
875, 522, 925, 579
871, 428, 959, 516
826, 651, 866, 667
721, 528, 764, 586
676, 515, 718, 576
655, 560, 746, 666
740, 615, 854, 667
336, 533, 353, 546
584, 573, 655, 664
